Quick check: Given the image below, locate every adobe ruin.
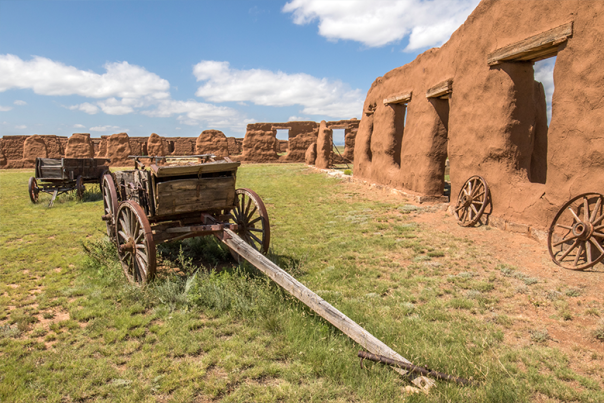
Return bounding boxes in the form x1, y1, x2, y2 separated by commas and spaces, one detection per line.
353, 0, 604, 231
0, 117, 358, 169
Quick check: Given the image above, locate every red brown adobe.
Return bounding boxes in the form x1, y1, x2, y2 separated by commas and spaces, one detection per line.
315, 121, 332, 169
147, 133, 165, 157
354, 0, 604, 230
241, 129, 279, 163
305, 142, 317, 165
196, 130, 229, 157
226, 137, 242, 155
105, 133, 132, 167
23, 135, 48, 161
65, 133, 94, 158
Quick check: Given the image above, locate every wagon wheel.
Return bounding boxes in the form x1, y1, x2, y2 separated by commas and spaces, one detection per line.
230, 188, 271, 257
98, 169, 109, 193
548, 193, 604, 270
454, 176, 490, 227
116, 200, 156, 284
75, 175, 85, 200
28, 177, 39, 204
102, 174, 118, 240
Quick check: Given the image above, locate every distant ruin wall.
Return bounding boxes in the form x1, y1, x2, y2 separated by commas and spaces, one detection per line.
354, 0, 604, 230
1, 119, 359, 168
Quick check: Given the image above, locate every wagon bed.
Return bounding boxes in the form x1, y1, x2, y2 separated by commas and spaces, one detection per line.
29, 157, 110, 207
102, 155, 270, 283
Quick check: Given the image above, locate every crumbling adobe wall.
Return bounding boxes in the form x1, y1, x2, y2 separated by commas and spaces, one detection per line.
241, 124, 280, 162
23, 135, 48, 162
196, 130, 229, 157
105, 133, 132, 167
355, 0, 604, 230
315, 121, 332, 169
147, 133, 165, 157
277, 122, 319, 162
241, 127, 279, 162
0, 135, 68, 169
226, 137, 242, 155
65, 133, 94, 158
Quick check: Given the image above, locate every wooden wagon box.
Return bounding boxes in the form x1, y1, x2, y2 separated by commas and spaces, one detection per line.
112, 160, 240, 220
35, 158, 110, 181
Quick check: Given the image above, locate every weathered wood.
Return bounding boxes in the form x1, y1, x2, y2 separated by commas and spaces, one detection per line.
487, 21, 573, 65
221, 228, 411, 365
383, 91, 412, 105
151, 161, 240, 178
154, 177, 236, 216
426, 79, 453, 99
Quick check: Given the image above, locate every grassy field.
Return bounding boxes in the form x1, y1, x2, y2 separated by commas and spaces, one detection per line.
1, 164, 603, 402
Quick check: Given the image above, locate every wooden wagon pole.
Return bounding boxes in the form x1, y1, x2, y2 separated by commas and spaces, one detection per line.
220, 228, 412, 366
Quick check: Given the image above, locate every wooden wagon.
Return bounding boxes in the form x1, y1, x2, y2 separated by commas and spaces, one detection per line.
28, 157, 110, 207
101, 155, 270, 283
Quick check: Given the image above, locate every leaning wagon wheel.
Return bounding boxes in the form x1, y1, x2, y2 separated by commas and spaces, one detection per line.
548, 193, 604, 271
75, 175, 85, 200
116, 200, 156, 284
230, 188, 271, 256
454, 176, 490, 227
28, 177, 39, 204
102, 174, 119, 241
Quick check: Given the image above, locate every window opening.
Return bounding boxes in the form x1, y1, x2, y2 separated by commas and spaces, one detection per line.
168, 141, 175, 153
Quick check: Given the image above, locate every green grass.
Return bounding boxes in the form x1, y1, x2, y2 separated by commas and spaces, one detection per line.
1, 165, 603, 402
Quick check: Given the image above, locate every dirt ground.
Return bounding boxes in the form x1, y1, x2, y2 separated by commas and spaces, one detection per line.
336, 175, 604, 386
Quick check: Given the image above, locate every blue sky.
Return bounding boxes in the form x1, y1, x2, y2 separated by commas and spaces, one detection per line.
3, 0, 553, 140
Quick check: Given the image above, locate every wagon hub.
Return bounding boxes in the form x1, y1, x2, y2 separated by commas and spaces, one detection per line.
461, 194, 472, 208
572, 221, 594, 241
120, 238, 136, 253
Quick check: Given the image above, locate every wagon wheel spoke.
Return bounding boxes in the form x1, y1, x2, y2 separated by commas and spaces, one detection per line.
589, 197, 602, 222
567, 207, 581, 224
246, 206, 257, 221
586, 241, 593, 264
558, 239, 580, 262
556, 224, 573, 231
471, 204, 479, 216
591, 238, 604, 254
552, 234, 580, 248
583, 196, 591, 223
573, 242, 585, 268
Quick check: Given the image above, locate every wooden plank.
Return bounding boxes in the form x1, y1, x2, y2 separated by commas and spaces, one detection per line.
155, 177, 236, 216
221, 229, 412, 365
426, 79, 453, 99
383, 91, 412, 105
152, 161, 240, 178
487, 22, 573, 65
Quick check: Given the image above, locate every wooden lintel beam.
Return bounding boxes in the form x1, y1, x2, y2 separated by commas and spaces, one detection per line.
383, 91, 412, 105
426, 79, 453, 99
487, 21, 573, 66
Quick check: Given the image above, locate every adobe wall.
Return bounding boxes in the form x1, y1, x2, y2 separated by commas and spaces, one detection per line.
242, 119, 359, 164
0, 135, 68, 168
354, 0, 604, 230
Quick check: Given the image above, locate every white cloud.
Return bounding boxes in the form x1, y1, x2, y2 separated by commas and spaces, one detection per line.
14, 100, 26, 106
141, 99, 253, 131
15, 125, 27, 129
0, 54, 170, 99
282, 0, 479, 51
73, 124, 85, 129
193, 61, 362, 119
288, 116, 308, 121
534, 57, 555, 123
0, 106, 12, 112
89, 125, 128, 133
68, 102, 99, 115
